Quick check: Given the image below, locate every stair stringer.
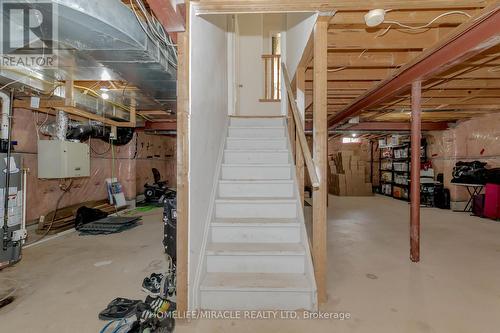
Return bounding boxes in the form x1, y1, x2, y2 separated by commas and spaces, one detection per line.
191, 116, 230, 310
283, 123, 318, 311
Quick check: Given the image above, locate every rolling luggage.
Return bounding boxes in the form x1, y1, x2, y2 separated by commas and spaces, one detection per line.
472, 194, 485, 217
484, 183, 500, 220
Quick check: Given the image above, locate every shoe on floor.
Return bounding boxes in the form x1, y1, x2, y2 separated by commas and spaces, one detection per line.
98, 297, 141, 320
142, 273, 165, 296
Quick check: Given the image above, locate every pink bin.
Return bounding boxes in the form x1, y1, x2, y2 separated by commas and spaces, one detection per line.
484, 183, 500, 220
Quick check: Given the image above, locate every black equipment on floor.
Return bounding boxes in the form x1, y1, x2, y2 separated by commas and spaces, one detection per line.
434, 184, 451, 209
144, 168, 176, 204
163, 197, 176, 263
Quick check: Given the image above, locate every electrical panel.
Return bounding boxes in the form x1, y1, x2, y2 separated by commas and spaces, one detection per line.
38, 141, 90, 179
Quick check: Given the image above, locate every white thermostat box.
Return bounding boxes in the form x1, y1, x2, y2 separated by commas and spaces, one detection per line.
38, 140, 90, 178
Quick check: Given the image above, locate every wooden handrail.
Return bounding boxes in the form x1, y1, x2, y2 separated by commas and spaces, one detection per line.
282, 63, 320, 190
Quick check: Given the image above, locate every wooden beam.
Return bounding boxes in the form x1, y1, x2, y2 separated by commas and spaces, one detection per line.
426, 78, 500, 89
329, 9, 477, 28
306, 81, 379, 90
346, 121, 449, 131
327, 27, 455, 50
176, 0, 189, 318
145, 0, 186, 32
306, 68, 396, 81
328, 4, 500, 128
144, 121, 177, 131
325, 50, 419, 68
193, 0, 488, 14
312, 16, 328, 305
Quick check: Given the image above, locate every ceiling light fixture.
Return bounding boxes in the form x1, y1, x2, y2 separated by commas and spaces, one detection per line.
364, 9, 387, 27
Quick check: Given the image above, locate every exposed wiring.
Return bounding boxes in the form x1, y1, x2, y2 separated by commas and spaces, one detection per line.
376, 11, 472, 37
386, 11, 471, 30
128, 0, 178, 68
89, 137, 112, 156
0, 80, 22, 91
327, 49, 368, 72
30, 180, 74, 243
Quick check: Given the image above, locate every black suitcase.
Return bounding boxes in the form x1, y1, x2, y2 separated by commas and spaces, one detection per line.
473, 194, 485, 217
434, 186, 451, 209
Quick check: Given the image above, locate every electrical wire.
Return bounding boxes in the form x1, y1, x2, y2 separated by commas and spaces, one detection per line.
376, 11, 472, 37
28, 180, 74, 244
128, 0, 178, 68
327, 49, 368, 72
89, 137, 112, 156
385, 11, 472, 30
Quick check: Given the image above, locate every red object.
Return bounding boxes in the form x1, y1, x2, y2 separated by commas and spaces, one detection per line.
480, 148, 485, 155
410, 80, 421, 263
484, 183, 500, 220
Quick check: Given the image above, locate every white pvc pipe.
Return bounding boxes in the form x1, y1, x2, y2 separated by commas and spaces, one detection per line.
21, 168, 27, 244
0, 91, 10, 140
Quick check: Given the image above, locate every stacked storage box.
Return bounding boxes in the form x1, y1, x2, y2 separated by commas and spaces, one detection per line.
328, 150, 373, 196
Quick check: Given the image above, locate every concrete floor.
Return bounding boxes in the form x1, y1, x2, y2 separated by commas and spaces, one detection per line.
1, 196, 500, 332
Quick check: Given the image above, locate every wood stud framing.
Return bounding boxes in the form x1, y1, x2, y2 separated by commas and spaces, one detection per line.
176, 0, 190, 317
312, 16, 328, 304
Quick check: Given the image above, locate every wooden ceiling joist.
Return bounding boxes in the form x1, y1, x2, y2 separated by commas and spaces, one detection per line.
329, 9, 477, 29
193, 0, 489, 15
327, 3, 500, 128
327, 27, 455, 50
325, 50, 419, 68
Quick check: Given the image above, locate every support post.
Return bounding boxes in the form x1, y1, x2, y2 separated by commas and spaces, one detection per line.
312, 17, 328, 303
410, 80, 421, 263
176, 2, 189, 316
296, 66, 306, 206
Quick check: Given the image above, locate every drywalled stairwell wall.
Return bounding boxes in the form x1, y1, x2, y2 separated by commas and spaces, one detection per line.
427, 113, 500, 202
236, 14, 283, 116
189, 12, 228, 310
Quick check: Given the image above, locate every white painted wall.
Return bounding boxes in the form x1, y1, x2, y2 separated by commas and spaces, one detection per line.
284, 13, 317, 78
236, 14, 283, 116
280, 13, 317, 116
189, 10, 228, 310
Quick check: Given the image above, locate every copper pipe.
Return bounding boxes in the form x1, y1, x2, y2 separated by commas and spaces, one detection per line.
410, 80, 421, 263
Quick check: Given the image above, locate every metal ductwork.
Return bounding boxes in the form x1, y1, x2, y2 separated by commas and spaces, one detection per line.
0, 0, 177, 112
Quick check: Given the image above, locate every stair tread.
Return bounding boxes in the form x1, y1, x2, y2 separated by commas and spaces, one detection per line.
222, 163, 291, 166
200, 272, 312, 291
227, 136, 286, 141
216, 197, 296, 202
224, 149, 288, 152
219, 179, 293, 184
206, 242, 304, 255
212, 217, 298, 225
230, 126, 284, 129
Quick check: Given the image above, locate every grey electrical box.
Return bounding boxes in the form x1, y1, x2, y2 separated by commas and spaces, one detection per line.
38, 141, 90, 178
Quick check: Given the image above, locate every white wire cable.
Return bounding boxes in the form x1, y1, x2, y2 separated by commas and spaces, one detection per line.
376, 11, 472, 37
385, 10, 472, 30
327, 49, 368, 72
